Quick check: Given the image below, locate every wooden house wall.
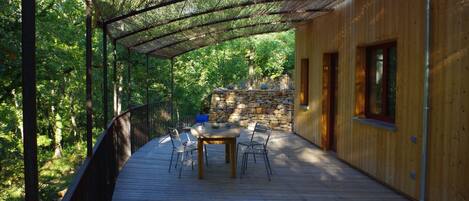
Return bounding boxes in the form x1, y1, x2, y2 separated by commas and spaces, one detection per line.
294, 0, 469, 200
427, 0, 469, 200
294, 0, 425, 199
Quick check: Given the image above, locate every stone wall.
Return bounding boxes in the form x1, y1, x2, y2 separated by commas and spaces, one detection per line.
209, 89, 293, 131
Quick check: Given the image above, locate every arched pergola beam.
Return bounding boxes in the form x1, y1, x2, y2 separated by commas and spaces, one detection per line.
104, 0, 186, 25
145, 20, 297, 54
114, 0, 294, 40
131, 8, 328, 48
155, 27, 292, 58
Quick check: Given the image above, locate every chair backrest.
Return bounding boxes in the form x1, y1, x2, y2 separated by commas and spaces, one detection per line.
195, 114, 209, 123
168, 128, 182, 148
248, 122, 259, 142
264, 128, 272, 149
178, 116, 195, 128
253, 124, 272, 148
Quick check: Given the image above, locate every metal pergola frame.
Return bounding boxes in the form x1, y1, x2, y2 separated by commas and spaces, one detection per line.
22, 0, 38, 200
130, 8, 325, 49
94, 0, 339, 58
108, 0, 327, 41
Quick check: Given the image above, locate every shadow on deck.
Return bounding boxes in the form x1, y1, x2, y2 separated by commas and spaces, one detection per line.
113, 130, 408, 201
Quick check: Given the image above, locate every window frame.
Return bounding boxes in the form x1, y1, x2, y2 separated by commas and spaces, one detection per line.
365, 42, 396, 123
300, 58, 309, 106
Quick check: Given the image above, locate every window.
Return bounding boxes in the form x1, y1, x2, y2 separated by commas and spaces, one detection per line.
300, 59, 309, 106
365, 42, 397, 123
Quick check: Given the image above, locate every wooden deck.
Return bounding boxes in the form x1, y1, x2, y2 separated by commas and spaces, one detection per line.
113, 130, 408, 201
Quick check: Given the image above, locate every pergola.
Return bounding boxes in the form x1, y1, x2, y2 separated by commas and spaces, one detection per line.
95, 0, 339, 58
21, 0, 343, 200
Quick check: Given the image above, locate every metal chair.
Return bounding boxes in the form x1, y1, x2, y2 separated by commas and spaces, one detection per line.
180, 126, 209, 167
195, 114, 209, 123
236, 123, 265, 163
167, 128, 208, 178
240, 125, 273, 181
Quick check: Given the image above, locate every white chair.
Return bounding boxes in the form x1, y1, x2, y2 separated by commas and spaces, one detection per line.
168, 128, 208, 178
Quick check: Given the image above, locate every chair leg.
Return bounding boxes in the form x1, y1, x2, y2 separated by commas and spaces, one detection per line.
243, 153, 249, 175
178, 151, 185, 178
245, 153, 249, 172
168, 150, 174, 173
204, 145, 209, 167
191, 150, 194, 170
251, 145, 257, 163
240, 153, 246, 178
263, 153, 271, 181
175, 152, 180, 169
241, 152, 246, 176
240, 153, 243, 178
236, 144, 239, 162
265, 151, 273, 175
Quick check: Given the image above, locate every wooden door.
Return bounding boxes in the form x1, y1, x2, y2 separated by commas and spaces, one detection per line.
322, 53, 338, 151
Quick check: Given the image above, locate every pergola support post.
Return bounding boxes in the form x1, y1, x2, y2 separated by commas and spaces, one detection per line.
102, 26, 108, 128
419, 0, 432, 200
85, 0, 93, 157
112, 40, 118, 116
170, 58, 174, 124
22, 0, 38, 200
146, 55, 150, 134
146, 55, 149, 106
127, 49, 131, 108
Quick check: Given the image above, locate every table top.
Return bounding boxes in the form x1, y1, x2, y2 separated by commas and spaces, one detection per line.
190, 123, 242, 138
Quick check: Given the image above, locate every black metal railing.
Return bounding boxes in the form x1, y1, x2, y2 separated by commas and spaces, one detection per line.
62, 101, 176, 201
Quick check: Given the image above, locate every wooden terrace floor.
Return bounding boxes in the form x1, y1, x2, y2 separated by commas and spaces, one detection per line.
113, 130, 408, 201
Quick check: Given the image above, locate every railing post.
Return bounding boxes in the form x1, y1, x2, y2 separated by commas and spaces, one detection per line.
103, 25, 108, 129
85, 0, 93, 157
22, 0, 38, 200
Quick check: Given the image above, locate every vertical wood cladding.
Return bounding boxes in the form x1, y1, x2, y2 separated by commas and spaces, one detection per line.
294, 0, 469, 200
427, 0, 469, 201
295, 0, 424, 199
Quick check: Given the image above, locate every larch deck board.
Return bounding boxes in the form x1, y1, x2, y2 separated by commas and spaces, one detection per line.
113, 130, 408, 201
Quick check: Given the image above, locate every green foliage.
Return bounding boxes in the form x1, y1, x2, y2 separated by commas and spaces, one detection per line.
1, 0, 89, 199
38, 135, 52, 147
0, 0, 294, 200
173, 31, 294, 117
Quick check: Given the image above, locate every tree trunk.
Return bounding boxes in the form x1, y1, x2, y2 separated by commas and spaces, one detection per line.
117, 67, 123, 114
51, 105, 63, 158
12, 89, 24, 140
64, 76, 79, 140
68, 93, 78, 138
70, 113, 78, 137
114, 66, 121, 116
246, 47, 256, 89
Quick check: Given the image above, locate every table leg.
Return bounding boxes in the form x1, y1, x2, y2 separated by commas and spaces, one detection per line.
230, 139, 236, 178
198, 138, 204, 179
225, 143, 230, 163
